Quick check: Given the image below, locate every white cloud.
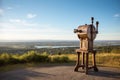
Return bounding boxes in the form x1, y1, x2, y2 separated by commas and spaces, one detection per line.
0, 8, 4, 16
9, 19, 38, 26
7, 7, 13, 10
9, 19, 22, 23
114, 14, 120, 17
0, 20, 75, 40
27, 13, 37, 19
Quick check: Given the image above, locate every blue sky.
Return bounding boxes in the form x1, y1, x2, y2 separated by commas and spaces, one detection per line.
0, 0, 120, 40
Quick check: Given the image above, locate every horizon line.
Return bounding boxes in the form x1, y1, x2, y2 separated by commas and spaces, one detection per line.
0, 39, 120, 42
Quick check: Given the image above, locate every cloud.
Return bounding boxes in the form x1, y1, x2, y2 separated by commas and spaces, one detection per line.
9, 19, 22, 23
9, 19, 38, 26
1, 17, 75, 40
27, 13, 37, 19
0, 8, 4, 16
7, 7, 13, 10
0, 20, 75, 40
114, 14, 120, 17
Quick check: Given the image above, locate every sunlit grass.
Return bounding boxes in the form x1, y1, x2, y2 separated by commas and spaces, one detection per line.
0, 52, 120, 72
50, 54, 69, 63
65, 54, 76, 61
66, 53, 120, 68
96, 53, 120, 68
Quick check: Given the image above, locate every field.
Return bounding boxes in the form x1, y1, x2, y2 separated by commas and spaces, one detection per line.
0, 51, 120, 72
0, 40, 120, 72
0, 53, 120, 80
0, 41, 120, 80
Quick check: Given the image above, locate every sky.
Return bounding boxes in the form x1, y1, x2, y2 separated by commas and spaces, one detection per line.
0, 0, 120, 41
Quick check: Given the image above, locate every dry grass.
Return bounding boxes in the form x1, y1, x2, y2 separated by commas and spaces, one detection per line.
0, 52, 120, 72
66, 53, 120, 68
96, 53, 120, 68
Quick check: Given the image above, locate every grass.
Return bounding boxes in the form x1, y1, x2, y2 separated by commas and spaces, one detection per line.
96, 53, 120, 68
0, 51, 70, 66
0, 51, 120, 72
66, 53, 120, 68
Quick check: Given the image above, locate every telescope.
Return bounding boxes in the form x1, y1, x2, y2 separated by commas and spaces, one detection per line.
74, 17, 99, 40
74, 17, 99, 74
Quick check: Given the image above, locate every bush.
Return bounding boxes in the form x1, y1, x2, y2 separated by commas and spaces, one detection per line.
51, 55, 69, 63
0, 59, 5, 66
0, 53, 11, 64
0, 53, 21, 65
0, 51, 50, 65
0, 51, 119, 68
60, 56, 69, 62
19, 51, 50, 63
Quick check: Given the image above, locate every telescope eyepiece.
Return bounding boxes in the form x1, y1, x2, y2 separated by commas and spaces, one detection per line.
74, 29, 82, 33
74, 29, 78, 33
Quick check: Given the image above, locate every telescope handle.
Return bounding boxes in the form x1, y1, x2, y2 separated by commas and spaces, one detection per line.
96, 21, 99, 34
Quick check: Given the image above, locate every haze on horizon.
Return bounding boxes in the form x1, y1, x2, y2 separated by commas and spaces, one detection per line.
0, 0, 120, 41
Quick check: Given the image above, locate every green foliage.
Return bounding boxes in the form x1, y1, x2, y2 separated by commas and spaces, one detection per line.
97, 46, 120, 53
19, 51, 50, 63
51, 55, 69, 63
0, 53, 19, 65
0, 51, 70, 66
0, 50, 120, 68
0, 53, 11, 65
0, 58, 4, 66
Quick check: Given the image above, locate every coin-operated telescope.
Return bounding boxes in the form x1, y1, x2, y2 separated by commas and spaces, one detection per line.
74, 17, 99, 74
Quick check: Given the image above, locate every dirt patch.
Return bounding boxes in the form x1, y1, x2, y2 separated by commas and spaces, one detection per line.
0, 64, 120, 80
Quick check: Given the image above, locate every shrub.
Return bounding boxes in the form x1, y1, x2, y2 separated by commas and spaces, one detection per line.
51, 55, 69, 63
18, 51, 50, 63
0, 51, 119, 68
0, 53, 21, 65
0, 58, 5, 66
0, 53, 11, 64
60, 55, 69, 62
